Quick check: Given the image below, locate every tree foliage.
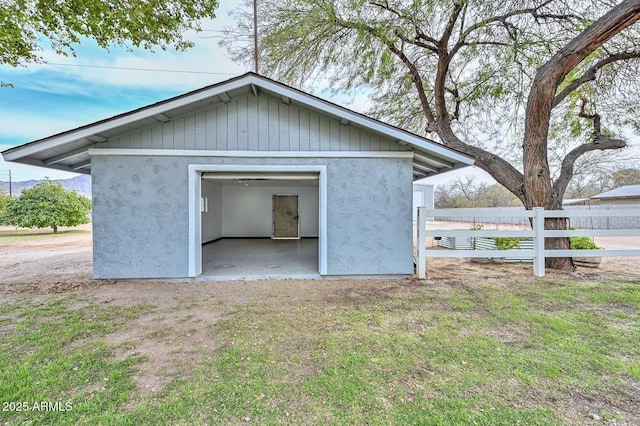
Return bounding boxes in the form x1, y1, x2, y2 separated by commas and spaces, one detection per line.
0, 192, 10, 225
611, 167, 640, 187
565, 166, 640, 198
1, 0, 219, 67
226, 0, 640, 207
4, 180, 91, 233
225, 0, 640, 270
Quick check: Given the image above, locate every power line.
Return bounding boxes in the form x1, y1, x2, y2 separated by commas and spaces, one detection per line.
41, 62, 240, 76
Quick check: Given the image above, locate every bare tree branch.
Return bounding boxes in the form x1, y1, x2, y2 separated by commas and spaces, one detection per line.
330, 12, 438, 126
450, 1, 579, 57
553, 50, 640, 107
553, 137, 626, 203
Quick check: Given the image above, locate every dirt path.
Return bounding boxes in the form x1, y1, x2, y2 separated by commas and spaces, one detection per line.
0, 224, 93, 293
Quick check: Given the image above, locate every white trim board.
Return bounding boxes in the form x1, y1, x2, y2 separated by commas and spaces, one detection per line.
89, 149, 414, 159
188, 164, 328, 277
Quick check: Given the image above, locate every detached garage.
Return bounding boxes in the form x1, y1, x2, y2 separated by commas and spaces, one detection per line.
2, 73, 473, 280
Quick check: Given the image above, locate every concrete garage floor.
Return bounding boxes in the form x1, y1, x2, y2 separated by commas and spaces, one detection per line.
201, 238, 320, 280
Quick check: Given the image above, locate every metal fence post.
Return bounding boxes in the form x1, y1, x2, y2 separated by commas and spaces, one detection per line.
533, 207, 545, 277
417, 207, 426, 279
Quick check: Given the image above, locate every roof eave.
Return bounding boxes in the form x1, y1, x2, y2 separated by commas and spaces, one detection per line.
2, 73, 475, 174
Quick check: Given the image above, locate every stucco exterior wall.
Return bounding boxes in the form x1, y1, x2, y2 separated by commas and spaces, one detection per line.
92, 155, 413, 278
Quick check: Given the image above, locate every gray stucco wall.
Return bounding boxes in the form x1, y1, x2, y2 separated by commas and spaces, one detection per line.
92, 155, 413, 278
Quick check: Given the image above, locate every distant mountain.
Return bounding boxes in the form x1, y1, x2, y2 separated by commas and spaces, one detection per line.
0, 175, 91, 197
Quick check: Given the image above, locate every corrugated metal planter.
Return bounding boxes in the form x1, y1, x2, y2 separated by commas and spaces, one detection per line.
573, 257, 602, 268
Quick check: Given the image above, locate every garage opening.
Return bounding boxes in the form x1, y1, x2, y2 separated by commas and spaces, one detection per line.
198, 172, 320, 279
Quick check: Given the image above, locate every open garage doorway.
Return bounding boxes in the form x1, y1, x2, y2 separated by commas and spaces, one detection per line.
188, 165, 328, 279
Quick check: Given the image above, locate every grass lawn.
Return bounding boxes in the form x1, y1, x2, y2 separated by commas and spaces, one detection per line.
1, 275, 639, 425
0, 227, 89, 242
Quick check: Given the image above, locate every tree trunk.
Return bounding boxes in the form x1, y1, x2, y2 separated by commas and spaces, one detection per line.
521, 1, 640, 271
53, 225, 58, 234
543, 217, 574, 271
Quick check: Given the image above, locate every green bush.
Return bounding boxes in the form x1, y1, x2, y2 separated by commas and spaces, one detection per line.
570, 236, 601, 250
4, 180, 91, 233
494, 237, 520, 250
0, 193, 10, 225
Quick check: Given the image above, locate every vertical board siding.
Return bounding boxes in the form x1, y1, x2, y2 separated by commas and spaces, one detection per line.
247, 95, 259, 150
205, 109, 217, 149
184, 115, 196, 149
195, 111, 206, 149
309, 114, 320, 151
349, 127, 360, 151
162, 122, 173, 149
258, 95, 269, 150
216, 104, 227, 150
227, 100, 238, 150
117, 135, 130, 148
329, 120, 341, 151
340, 125, 349, 151
268, 96, 279, 150
173, 118, 185, 149
130, 131, 141, 149
319, 116, 331, 151
106, 93, 402, 152
237, 97, 249, 150
279, 102, 290, 150
289, 108, 300, 151
299, 110, 310, 151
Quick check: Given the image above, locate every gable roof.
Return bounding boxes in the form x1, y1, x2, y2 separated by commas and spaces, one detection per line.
2, 72, 474, 178
591, 184, 640, 200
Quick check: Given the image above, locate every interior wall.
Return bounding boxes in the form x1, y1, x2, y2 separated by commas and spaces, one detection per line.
221, 183, 319, 237
201, 180, 222, 242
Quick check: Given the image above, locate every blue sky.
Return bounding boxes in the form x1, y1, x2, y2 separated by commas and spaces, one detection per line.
0, 2, 489, 186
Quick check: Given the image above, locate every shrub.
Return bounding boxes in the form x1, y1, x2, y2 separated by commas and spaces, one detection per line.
4, 180, 91, 233
494, 237, 520, 250
570, 236, 601, 250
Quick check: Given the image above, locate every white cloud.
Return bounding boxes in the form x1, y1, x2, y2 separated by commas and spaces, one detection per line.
0, 110, 85, 143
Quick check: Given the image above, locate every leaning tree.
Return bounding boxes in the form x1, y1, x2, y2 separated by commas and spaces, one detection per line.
225, 0, 640, 269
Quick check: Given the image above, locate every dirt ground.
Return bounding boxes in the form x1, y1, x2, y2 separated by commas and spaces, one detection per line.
1, 224, 639, 422
422, 221, 640, 279
2, 221, 639, 294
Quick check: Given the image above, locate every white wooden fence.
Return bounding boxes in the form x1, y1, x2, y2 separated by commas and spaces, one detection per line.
416, 207, 640, 278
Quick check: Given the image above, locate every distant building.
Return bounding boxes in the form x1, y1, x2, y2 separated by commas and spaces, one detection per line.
590, 184, 640, 205
562, 198, 590, 206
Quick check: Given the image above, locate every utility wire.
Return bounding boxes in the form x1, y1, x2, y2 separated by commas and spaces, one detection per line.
41, 62, 240, 76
